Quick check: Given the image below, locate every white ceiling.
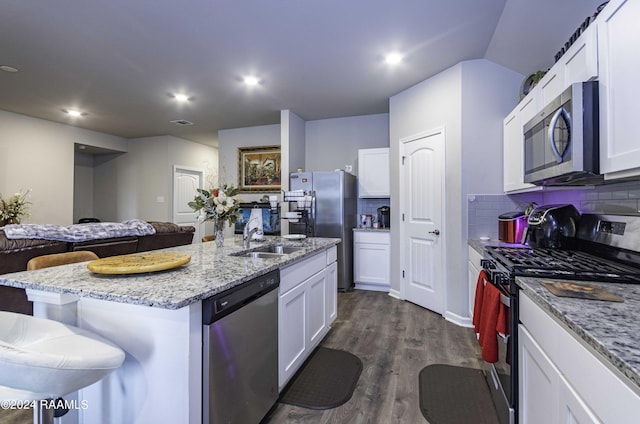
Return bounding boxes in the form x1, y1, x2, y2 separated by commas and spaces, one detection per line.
0, 0, 605, 147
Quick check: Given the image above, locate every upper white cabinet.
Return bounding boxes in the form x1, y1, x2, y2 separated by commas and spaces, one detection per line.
502, 19, 599, 193
503, 95, 539, 193
597, 0, 640, 178
358, 148, 390, 198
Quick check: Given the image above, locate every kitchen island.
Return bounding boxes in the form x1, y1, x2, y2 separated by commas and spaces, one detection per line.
0, 236, 340, 424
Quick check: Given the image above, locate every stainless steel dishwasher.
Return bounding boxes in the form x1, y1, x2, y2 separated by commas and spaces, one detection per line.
202, 269, 279, 424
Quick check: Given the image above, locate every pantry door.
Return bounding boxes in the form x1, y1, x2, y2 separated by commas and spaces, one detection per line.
400, 128, 445, 314
173, 166, 203, 243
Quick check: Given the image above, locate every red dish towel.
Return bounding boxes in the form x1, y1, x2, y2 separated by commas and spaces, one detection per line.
472, 270, 489, 334
478, 283, 504, 363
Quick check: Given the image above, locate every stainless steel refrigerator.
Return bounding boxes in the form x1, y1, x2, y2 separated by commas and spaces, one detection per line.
290, 171, 357, 291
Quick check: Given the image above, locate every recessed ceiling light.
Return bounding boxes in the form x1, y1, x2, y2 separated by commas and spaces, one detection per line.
174, 93, 190, 102
65, 109, 84, 117
243, 76, 260, 86
384, 53, 403, 65
0, 65, 18, 73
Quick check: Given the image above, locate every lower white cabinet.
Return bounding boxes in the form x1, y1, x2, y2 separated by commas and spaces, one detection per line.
468, 246, 482, 319
519, 292, 640, 423
354, 231, 390, 291
278, 247, 337, 390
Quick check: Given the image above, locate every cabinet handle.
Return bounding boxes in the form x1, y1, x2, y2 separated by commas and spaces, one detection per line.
429, 229, 440, 235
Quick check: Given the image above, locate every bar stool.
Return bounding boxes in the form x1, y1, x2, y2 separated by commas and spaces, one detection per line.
0, 311, 125, 424
27, 251, 99, 271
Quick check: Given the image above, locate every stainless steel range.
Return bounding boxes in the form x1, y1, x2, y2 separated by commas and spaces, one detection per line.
479, 211, 640, 424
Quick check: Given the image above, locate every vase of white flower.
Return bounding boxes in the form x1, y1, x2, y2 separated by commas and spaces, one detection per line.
0, 190, 31, 227
188, 185, 241, 248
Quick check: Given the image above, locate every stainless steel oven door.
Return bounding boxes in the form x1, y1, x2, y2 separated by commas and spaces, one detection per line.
484, 291, 513, 424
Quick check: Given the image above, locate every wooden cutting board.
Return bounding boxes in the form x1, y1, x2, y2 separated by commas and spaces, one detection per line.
87, 252, 191, 275
539, 280, 624, 302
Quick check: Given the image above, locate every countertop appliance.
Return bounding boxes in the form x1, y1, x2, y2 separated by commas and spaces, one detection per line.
523, 81, 600, 186
290, 171, 357, 291
479, 213, 640, 424
377, 206, 390, 229
202, 269, 279, 424
498, 211, 527, 244
524, 204, 580, 248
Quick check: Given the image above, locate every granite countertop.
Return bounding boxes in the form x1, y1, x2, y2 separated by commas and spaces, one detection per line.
468, 238, 640, 392
0, 236, 340, 310
353, 227, 390, 232
517, 276, 640, 392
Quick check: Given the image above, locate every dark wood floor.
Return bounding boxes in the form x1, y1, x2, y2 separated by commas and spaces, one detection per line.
266, 290, 485, 424
1, 290, 485, 424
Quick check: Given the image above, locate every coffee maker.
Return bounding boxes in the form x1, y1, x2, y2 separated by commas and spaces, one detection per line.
524, 204, 580, 248
377, 206, 390, 229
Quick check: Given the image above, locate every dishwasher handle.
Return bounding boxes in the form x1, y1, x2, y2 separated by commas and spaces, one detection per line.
202, 269, 280, 325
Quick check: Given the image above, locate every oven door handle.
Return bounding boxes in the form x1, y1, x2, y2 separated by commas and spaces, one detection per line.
548, 106, 572, 163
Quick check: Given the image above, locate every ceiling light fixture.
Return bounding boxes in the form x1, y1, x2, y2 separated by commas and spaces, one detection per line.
0, 65, 18, 73
384, 53, 403, 65
243, 76, 260, 86
174, 93, 189, 102
66, 109, 84, 117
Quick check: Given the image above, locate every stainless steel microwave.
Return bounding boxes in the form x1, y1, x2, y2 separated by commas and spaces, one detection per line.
523, 81, 600, 186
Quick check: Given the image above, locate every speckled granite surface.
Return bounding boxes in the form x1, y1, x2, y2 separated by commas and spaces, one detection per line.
0, 236, 340, 310
352, 227, 390, 232
468, 239, 640, 392
517, 276, 640, 391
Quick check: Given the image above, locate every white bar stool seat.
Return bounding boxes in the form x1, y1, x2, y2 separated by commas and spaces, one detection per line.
0, 311, 125, 420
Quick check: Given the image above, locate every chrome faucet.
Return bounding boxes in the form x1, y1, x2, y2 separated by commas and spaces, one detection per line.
243, 218, 262, 249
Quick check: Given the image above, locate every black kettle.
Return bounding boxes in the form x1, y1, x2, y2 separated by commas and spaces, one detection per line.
377, 206, 390, 229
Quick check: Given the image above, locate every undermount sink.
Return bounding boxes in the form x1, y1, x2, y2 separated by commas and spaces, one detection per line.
230, 244, 305, 258
254, 245, 305, 254
241, 251, 284, 259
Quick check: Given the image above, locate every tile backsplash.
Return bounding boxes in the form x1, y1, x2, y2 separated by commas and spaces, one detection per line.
468, 180, 640, 240
358, 198, 390, 220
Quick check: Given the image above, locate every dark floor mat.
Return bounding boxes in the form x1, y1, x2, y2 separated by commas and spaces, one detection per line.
419, 364, 498, 424
279, 347, 363, 410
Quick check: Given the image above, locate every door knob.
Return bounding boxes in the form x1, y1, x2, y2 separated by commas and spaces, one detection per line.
429, 229, 440, 235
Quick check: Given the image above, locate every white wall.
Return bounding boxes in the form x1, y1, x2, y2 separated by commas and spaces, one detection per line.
218, 124, 281, 203
0, 109, 127, 225
93, 135, 218, 222
305, 113, 389, 174
390, 59, 522, 320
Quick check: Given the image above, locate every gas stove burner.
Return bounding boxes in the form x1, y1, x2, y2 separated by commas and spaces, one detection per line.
484, 245, 640, 284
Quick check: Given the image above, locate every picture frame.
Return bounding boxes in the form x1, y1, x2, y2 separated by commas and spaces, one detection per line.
238, 145, 282, 192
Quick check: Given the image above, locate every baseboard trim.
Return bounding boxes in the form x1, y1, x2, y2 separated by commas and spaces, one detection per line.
388, 289, 401, 299
444, 310, 473, 328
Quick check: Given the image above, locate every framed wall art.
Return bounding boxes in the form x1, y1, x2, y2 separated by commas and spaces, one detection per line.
238, 145, 282, 192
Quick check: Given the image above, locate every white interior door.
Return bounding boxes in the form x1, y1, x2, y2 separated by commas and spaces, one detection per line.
400, 129, 445, 314
173, 166, 203, 243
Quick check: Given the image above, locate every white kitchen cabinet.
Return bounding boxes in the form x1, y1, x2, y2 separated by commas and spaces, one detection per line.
278, 248, 336, 390
519, 325, 558, 424
354, 230, 390, 292
561, 22, 598, 87
358, 148, 390, 198
278, 279, 308, 389
519, 292, 640, 423
468, 246, 482, 319
503, 18, 598, 193
503, 96, 539, 193
325, 256, 338, 324
597, 0, 640, 178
